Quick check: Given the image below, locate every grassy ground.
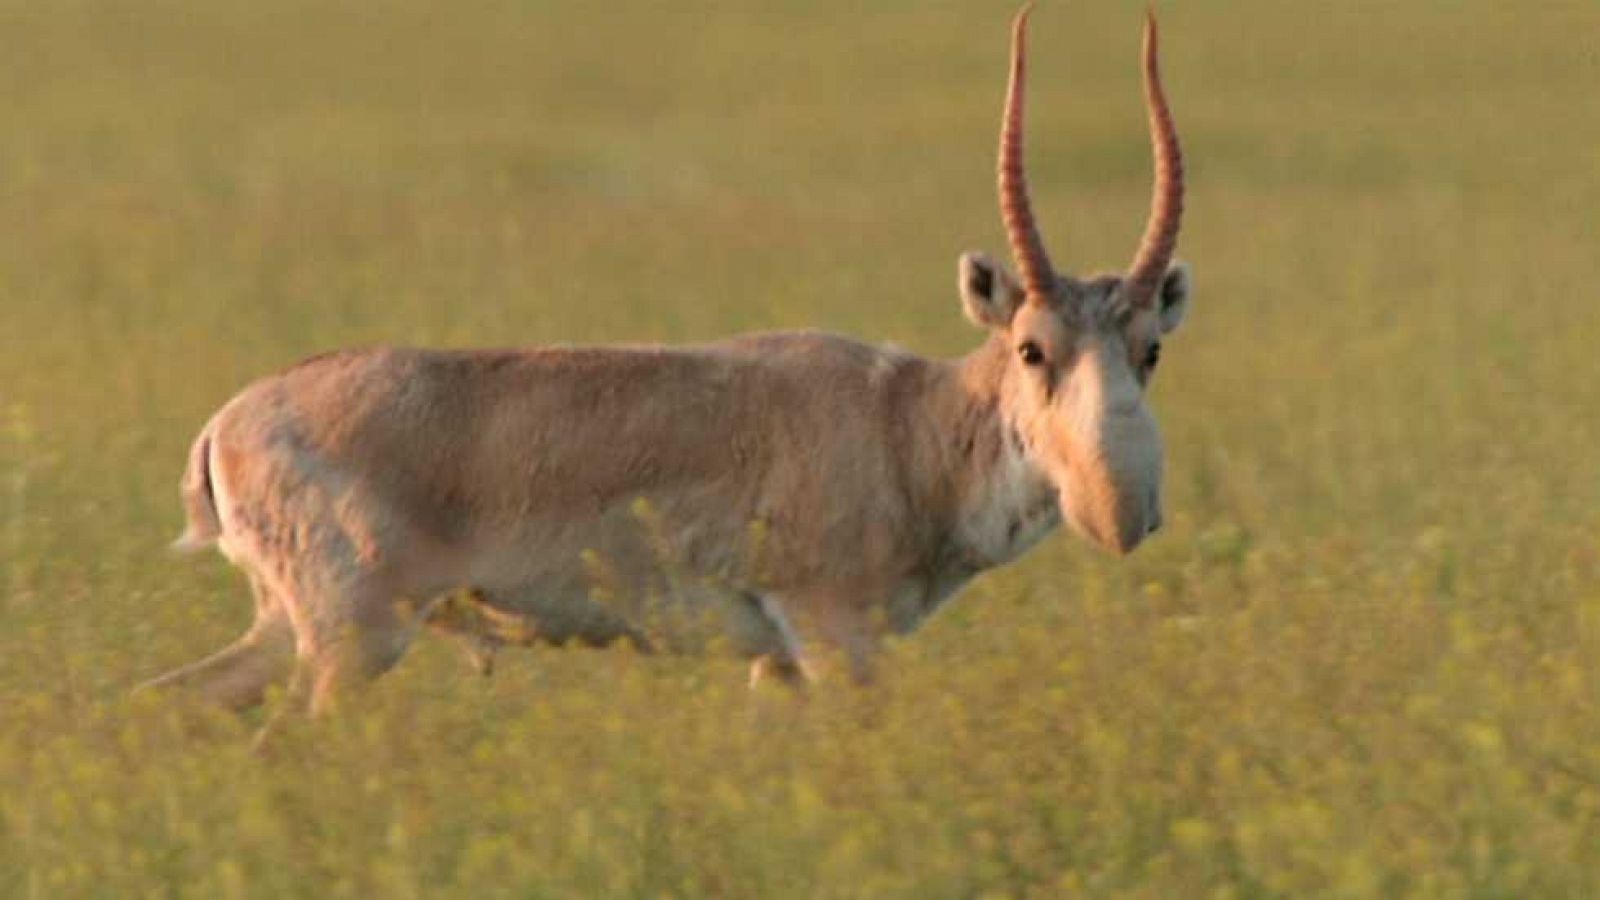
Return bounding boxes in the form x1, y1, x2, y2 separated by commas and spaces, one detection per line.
3, 1, 1599, 896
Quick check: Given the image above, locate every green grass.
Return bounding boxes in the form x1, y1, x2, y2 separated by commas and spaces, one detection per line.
4, 1, 1600, 896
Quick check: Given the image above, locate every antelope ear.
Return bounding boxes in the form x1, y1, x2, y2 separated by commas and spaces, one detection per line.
959, 252, 1024, 329
1157, 261, 1192, 334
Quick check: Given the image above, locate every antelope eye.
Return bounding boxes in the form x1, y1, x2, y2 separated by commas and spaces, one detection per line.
1017, 341, 1045, 366
1145, 341, 1162, 369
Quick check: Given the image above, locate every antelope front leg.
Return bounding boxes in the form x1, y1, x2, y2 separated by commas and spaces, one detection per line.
815, 601, 881, 686
747, 653, 808, 690
748, 589, 882, 688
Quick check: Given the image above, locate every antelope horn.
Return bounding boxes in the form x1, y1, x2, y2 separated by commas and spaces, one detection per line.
1123, 9, 1185, 309
998, 4, 1057, 303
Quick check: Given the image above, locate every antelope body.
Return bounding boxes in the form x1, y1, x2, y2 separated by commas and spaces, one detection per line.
142, 9, 1193, 716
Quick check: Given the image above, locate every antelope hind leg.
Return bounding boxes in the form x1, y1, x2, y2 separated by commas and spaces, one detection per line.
134, 574, 294, 711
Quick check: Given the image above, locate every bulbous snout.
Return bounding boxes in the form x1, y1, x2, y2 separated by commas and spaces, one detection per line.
1065, 483, 1163, 555
1057, 403, 1166, 556
1044, 337, 1171, 556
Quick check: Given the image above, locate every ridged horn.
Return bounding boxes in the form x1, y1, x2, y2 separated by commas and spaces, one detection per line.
1122, 9, 1185, 309
998, 4, 1057, 303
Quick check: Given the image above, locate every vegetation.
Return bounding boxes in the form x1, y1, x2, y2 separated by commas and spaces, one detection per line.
2, 1, 1598, 896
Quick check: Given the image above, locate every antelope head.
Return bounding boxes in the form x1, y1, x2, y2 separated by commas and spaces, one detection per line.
960, 7, 1190, 555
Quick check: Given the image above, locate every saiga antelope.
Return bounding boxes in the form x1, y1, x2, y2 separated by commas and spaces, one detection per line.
140, 7, 1193, 717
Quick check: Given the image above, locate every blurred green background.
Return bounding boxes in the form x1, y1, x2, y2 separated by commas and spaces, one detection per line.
2, 1, 1599, 896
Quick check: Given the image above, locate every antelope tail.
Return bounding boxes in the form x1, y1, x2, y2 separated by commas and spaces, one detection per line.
171, 424, 221, 553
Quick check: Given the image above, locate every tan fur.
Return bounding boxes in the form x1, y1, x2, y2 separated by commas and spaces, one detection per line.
138, 9, 1194, 723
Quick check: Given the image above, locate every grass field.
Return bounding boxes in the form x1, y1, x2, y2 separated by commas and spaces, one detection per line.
3, 1, 1600, 896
